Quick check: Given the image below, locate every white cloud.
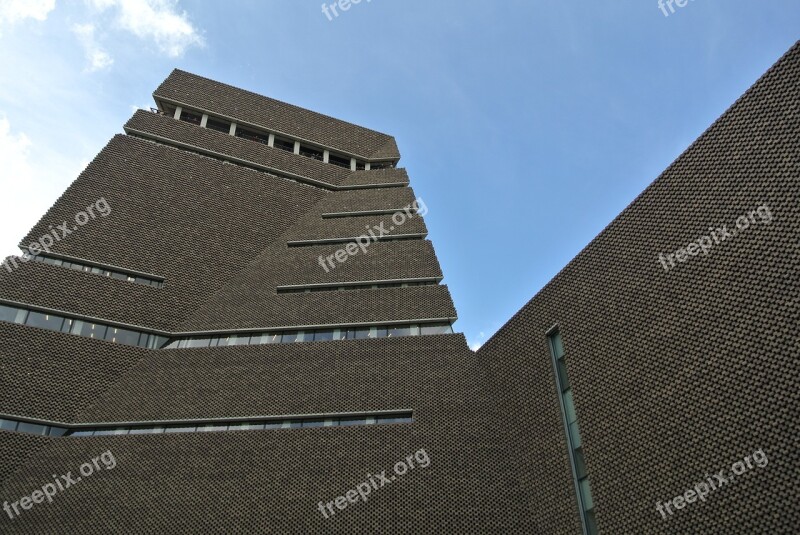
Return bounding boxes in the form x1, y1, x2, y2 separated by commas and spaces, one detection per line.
0, 114, 35, 256
0, 113, 88, 258
0, 0, 56, 25
0, 114, 33, 182
72, 23, 114, 72
89, 0, 203, 57
470, 342, 483, 352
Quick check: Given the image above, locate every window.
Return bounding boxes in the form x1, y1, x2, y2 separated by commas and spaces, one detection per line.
206, 117, 231, 133
313, 330, 335, 342
235, 127, 269, 145
370, 162, 394, 170
387, 325, 412, 338
299, 145, 324, 160
74, 321, 107, 340
328, 154, 351, 169
0, 419, 17, 431
420, 323, 454, 335
273, 136, 295, 152
105, 327, 141, 346
0, 304, 19, 323
179, 110, 203, 125
25, 311, 64, 332
548, 330, 597, 535
16, 422, 49, 435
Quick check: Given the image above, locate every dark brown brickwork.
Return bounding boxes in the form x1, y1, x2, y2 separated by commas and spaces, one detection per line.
0, 323, 147, 423
154, 69, 400, 160
1, 42, 798, 534
477, 41, 800, 533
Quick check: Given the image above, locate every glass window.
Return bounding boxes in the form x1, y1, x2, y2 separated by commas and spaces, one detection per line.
93, 429, 115, 436
377, 415, 413, 425
339, 418, 367, 427
284, 420, 303, 429
371, 327, 388, 339
574, 448, 588, 480
235, 127, 269, 144
299, 145, 324, 160
387, 325, 412, 338
206, 118, 231, 133
25, 311, 64, 332
0, 419, 17, 431
231, 335, 251, 346
281, 331, 301, 343
568, 420, 582, 449
105, 327, 141, 346
75, 321, 107, 339
184, 337, 211, 348
179, 109, 202, 125
551, 332, 566, 359
48, 427, 68, 437
70, 430, 94, 437
251, 333, 280, 345
328, 154, 351, 169
153, 337, 173, 349
313, 330, 334, 342
579, 479, 595, 512
263, 421, 283, 429
164, 426, 195, 434
273, 137, 294, 152
229, 422, 264, 431
0, 304, 19, 323
555, 355, 571, 387
110, 272, 128, 281
347, 328, 371, 340
301, 420, 325, 428
563, 390, 578, 424
197, 424, 227, 432
127, 428, 151, 435
16, 422, 48, 435
420, 323, 453, 335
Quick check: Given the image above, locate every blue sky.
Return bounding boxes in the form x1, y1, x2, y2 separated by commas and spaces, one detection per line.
0, 0, 798, 349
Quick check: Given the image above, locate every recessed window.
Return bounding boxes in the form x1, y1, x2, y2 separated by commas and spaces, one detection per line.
549, 330, 597, 535
26, 311, 64, 332
179, 110, 203, 125
299, 145, 324, 160
420, 323, 454, 335
328, 154, 351, 169
206, 117, 231, 133
105, 327, 140, 346
235, 126, 269, 145
273, 136, 295, 152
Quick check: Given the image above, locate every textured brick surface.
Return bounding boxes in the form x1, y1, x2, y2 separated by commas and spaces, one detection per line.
0, 43, 798, 535
3, 135, 324, 331
0, 431, 51, 487
126, 110, 353, 188
477, 41, 800, 534
154, 69, 400, 160
0, 323, 148, 423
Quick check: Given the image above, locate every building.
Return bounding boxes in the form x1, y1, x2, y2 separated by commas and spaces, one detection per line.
0, 41, 798, 533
